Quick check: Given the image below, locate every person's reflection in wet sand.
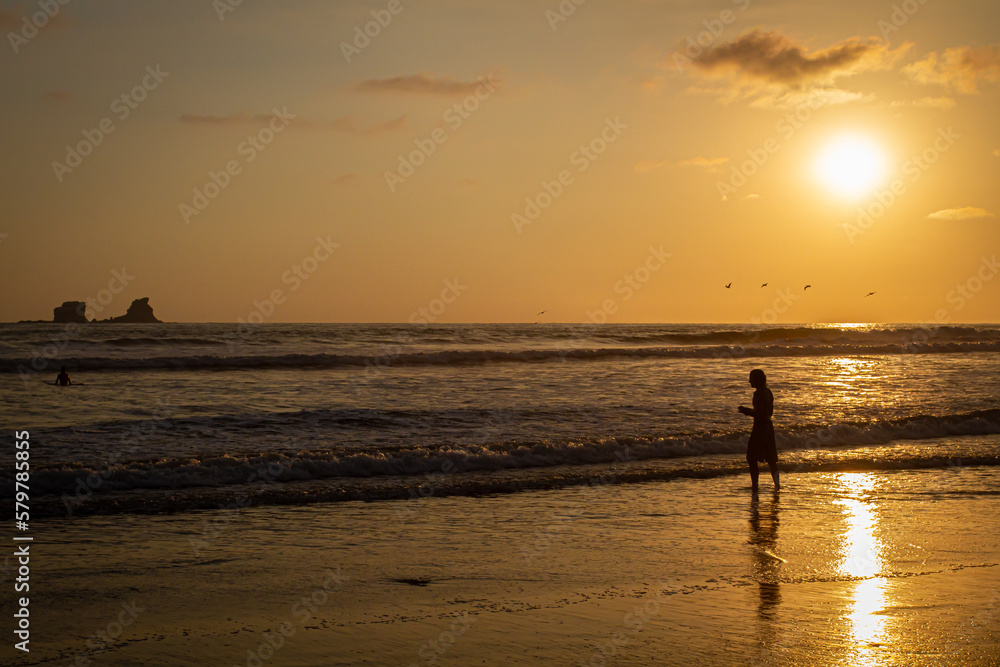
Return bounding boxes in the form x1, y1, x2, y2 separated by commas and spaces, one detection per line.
748, 490, 782, 661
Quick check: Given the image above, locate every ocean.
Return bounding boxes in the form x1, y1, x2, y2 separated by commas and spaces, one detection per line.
3, 322, 999, 519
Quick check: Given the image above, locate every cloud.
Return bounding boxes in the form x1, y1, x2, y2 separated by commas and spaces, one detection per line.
913, 96, 957, 108
353, 73, 496, 95
677, 156, 729, 171
634, 159, 673, 173
332, 174, 355, 185
750, 88, 870, 109
682, 30, 908, 88
635, 156, 728, 173
179, 112, 406, 135
926, 206, 995, 220
902, 44, 1000, 93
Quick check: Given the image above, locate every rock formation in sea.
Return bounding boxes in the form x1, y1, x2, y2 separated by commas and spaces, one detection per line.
102, 297, 163, 323
52, 301, 88, 323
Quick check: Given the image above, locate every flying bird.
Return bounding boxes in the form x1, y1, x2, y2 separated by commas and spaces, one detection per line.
725, 283, 732, 289
865, 292, 876, 297
536, 310, 547, 316
760, 283, 768, 288
804, 285, 811, 290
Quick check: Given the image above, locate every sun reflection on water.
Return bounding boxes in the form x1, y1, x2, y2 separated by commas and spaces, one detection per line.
836, 473, 888, 665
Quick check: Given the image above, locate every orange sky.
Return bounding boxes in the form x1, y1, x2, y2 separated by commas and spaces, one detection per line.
1, 0, 998, 323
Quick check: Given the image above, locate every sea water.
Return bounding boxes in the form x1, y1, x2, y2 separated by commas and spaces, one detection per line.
1, 323, 998, 517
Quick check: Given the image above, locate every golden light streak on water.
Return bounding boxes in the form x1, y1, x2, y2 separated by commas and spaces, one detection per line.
836, 473, 888, 666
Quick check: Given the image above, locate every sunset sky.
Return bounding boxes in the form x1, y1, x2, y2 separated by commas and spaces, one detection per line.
1, 0, 998, 323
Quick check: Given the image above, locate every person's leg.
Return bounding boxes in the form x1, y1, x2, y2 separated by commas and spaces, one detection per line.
767, 461, 780, 489
748, 458, 760, 491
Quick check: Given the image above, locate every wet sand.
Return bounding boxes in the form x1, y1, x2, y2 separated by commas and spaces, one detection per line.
3, 464, 999, 666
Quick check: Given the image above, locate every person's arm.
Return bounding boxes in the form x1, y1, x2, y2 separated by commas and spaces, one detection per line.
740, 391, 760, 416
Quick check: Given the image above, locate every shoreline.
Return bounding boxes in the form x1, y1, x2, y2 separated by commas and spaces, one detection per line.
5, 466, 999, 665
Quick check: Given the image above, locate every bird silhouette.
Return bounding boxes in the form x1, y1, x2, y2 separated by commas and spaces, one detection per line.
725, 283, 732, 289
865, 292, 876, 297
536, 310, 547, 316
760, 283, 768, 288
804, 285, 811, 290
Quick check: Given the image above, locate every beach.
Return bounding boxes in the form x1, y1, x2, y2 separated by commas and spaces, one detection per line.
2, 323, 1000, 664
3, 462, 999, 665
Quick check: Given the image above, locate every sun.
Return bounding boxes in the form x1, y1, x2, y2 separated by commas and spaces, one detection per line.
814, 135, 887, 198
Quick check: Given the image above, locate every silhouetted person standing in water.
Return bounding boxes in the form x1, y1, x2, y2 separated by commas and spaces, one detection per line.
739, 369, 779, 491
55, 366, 72, 386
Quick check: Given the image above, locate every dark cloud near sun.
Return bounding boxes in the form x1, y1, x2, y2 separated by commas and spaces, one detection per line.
903, 44, 1000, 93
670, 30, 910, 109
684, 30, 908, 87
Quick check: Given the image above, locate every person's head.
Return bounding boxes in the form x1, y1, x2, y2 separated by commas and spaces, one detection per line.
749, 368, 766, 388
60, 366, 67, 374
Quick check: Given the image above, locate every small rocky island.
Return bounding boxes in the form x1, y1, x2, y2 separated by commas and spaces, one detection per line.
52, 301, 88, 323
43, 298, 164, 324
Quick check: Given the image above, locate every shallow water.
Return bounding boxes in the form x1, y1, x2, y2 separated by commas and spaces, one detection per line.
8, 466, 999, 665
